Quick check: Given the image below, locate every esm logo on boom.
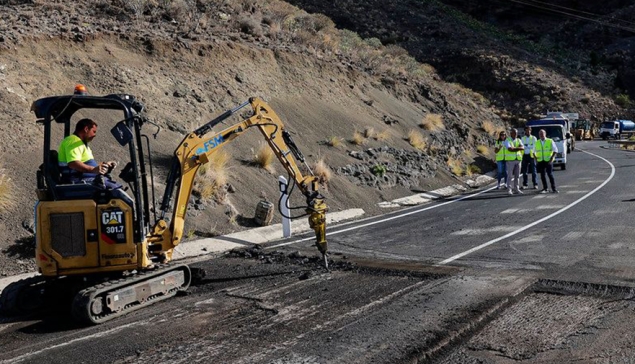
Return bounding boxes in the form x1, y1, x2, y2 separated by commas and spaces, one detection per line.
196, 135, 224, 155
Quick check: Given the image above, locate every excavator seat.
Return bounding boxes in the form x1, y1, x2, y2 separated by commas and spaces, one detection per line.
42, 150, 134, 207
47, 150, 61, 185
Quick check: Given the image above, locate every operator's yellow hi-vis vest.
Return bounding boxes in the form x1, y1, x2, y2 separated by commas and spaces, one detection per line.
535, 138, 554, 162
495, 140, 505, 161
504, 138, 522, 161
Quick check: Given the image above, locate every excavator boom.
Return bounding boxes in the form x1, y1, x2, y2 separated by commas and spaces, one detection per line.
150, 97, 328, 261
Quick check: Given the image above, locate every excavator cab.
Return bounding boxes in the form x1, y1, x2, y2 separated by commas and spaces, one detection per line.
32, 90, 153, 277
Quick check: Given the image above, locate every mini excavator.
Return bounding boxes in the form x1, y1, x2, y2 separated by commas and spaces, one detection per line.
0, 88, 328, 324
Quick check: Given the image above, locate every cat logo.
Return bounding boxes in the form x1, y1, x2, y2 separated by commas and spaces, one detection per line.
102, 210, 124, 225
101, 209, 126, 244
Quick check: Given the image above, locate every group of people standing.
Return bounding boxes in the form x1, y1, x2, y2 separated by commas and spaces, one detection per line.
495, 126, 558, 195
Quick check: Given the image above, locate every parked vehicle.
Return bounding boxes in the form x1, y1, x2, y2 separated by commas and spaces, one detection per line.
543, 112, 575, 152
599, 120, 635, 140
574, 119, 595, 140
526, 119, 570, 170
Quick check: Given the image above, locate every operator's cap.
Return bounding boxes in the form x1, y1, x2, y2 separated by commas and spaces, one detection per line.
74, 84, 88, 95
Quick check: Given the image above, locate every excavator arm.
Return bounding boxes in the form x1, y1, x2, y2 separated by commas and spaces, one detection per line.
148, 97, 328, 263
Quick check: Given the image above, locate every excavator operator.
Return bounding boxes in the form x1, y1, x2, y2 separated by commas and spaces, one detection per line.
58, 118, 117, 187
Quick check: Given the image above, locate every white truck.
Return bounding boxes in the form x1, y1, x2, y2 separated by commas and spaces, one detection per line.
544, 112, 576, 153
599, 119, 635, 140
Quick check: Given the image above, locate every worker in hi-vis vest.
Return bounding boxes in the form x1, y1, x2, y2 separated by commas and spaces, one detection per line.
503, 128, 525, 195
494, 130, 508, 189
534, 129, 559, 194
520, 126, 538, 190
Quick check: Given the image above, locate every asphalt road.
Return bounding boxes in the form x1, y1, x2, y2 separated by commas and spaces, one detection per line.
316, 141, 634, 283
3, 140, 635, 363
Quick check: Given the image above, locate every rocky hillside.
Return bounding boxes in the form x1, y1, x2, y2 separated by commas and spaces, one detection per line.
286, 0, 633, 123
442, 0, 635, 99
0, 0, 626, 276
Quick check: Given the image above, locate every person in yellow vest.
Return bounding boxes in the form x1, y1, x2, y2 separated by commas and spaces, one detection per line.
494, 131, 508, 189
58, 118, 116, 185
520, 126, 538, 190
504, 128, 525, 195
535, 129, 558, 193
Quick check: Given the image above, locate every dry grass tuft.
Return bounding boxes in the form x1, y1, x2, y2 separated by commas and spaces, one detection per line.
225, 201, 239, 226
466, 164, 482, 177
419, 114, 444, 131
0, 173, 15, 213
195, 149, 231, 202
374, 129, 390, 141
326, 136, 343, 147
407, 129, 427, 151
313, 158, 332, 189
476, 145, 489, 155
447, 158, 464, 176
481, 120, 496, 135
254, 142, 275, 173
238, 16, 263, 37
350, 130, 366, 145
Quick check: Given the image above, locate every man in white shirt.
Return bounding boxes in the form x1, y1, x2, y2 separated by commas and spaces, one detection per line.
520, 126, 538, 189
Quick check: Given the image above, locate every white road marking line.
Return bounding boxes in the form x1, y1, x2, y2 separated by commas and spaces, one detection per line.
561, 231, 585, 240
514, 235, 545, 244
266, 185, 499, 250
608, 243, 625, 249
501, 208, 520, 214
533, 194, 559, 199
436, 149, 615, 266
535, 204, 565, 210
593, 209, 622, 214
451, 226, 524, 236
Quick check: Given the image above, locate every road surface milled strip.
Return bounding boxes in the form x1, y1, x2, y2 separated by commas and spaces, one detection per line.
1, 321, 144, 364
436, 149, 615, 265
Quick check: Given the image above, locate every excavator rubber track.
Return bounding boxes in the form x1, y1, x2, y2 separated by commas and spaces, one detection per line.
72, 264, 191, 325
0, 275, 50, 315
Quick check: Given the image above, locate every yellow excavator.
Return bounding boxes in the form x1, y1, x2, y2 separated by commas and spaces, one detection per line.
0, 90, 328, 324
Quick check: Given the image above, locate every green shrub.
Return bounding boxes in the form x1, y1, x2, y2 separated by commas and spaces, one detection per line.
371, 164, 387, 177
339, 29, 363, 52
615, 94, 631, 108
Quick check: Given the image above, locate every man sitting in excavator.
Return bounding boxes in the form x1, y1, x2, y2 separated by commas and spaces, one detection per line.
58, 117, 118, 188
